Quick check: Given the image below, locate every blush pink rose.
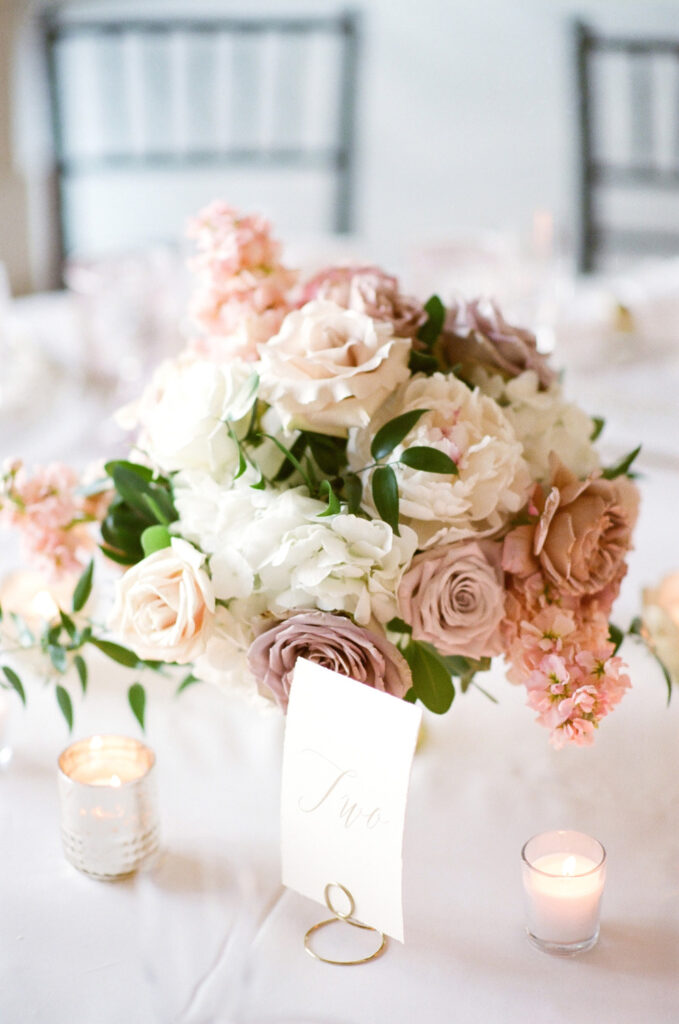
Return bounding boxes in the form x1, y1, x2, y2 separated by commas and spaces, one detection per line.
503, 454, 640, 600
247, 610, 412, 710
398, 540, 505, 659
300, 265, 426, 338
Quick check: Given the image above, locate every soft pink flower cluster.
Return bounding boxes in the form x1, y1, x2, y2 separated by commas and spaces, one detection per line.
504, 606, 631, 747
0, 459, 105, 579
187, 201, 297, 354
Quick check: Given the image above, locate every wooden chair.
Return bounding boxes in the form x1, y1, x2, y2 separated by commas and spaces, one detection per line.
41, 11, 360, 285
574, 19, 679, 272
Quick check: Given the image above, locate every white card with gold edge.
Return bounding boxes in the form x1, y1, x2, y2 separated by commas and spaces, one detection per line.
281, 657, 422, 942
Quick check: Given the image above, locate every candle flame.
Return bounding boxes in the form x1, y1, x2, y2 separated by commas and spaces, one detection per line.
110, 774, 121, 788
562, 855, 577, 877
31, 590, 59, 622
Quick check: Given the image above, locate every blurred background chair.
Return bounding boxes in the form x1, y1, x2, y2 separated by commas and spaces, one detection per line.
41, 9, 360, 286
574, 20, 679, 273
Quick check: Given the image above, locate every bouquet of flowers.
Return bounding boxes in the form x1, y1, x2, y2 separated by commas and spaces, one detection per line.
0, 202, 651, 746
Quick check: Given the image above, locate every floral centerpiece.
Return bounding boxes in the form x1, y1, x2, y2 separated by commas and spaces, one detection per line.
0, 202, 656, 746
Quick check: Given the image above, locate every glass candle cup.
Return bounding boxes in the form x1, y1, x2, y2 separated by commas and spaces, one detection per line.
521, 830, 606, 956
58, 735, 160, 880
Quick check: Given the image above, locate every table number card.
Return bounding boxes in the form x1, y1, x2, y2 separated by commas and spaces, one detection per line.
281, 657, 422, 942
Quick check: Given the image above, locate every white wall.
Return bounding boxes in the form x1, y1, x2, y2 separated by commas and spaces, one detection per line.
9, 0, 679, 289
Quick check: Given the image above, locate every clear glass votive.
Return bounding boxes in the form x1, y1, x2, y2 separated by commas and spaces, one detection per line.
58, 735, 160, 880
521, 830, 606, 956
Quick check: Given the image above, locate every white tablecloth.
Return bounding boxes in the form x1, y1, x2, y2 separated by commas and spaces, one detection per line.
1, 269, 679, 1023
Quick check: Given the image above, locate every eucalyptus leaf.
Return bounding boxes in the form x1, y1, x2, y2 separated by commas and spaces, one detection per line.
370, 409, 429, 461
72, 560, 94, 613
141, 524, 171, 557
73, 654, 88, 694
399, 446, 458, 475
2, 665, 26, 705
372, 465, 400, 535
403, 641, 455, 714
56, 685, 73, 731
128, 683, 146, 731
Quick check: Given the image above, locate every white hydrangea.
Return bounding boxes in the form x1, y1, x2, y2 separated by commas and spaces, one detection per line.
117, 353, 258, 479
191, 603, 274, 709
471, 368, 599, 482
348, 372, 531, 548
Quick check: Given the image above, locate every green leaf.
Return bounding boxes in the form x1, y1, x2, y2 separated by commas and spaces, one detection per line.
344, 473, 363, 514
628, 616, 643, 637
88, 638, 139, 668
2, 665, 26, 705
176, 673, 200, 696
59, 610, 77, 640
105, 460, 154, 483
372, 465, 400, 535
141, 524, 171, 557
399, 446, 458, 475
602, 445, 641, 480
273, 433, 307, 483
370, 409, 429, 461
307, 432, 348, 476
608, 622, 624, 655
590, 416, 605, 442
250, 472, 267, 491
386, 617, 412, 634
56, 685, 73, 731
48, 645, 67, 674
408, 350, 440, 374
10, 612, 35, 647
0, 602, 3, 622
317, 480, 341, 518
72, 559, 94, 613
403, 687, 417, 703
416, 295, 446, 348
261, 433, 311, 490
403, 640, 455, 714
128, 683, 146, 731
658, 657, 673, 706
73, 654, 88, 694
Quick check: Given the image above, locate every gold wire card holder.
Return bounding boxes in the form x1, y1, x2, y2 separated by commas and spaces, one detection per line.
304, 883, 388, 966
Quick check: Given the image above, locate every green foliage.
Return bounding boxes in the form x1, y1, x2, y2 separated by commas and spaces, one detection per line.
88, 638, 140, 669
273, 433, 308, 483
1, 665, 26, 705
141, 524, 171, 557
72, 559, 94, 612
176, 673, 200, 696
602, 445, 641, 480
56, 685, 73, 731
73, 655, 88, 694
608, 622, 624, 655
317, 480, 341, 517
101, 461, 177, 565
416, 295, 446, 348
306, 432, 348, 477
370, 409, 429, 461
261, 433, 312, 490
372, 465, 400, 535
403, 640, 455, 714
399, 446, 458, 475
590, 416, 605, 442
386, 617, 412, 635
628, 616, 673, 705
343, 473, 363, 514
128, 683, 146, 731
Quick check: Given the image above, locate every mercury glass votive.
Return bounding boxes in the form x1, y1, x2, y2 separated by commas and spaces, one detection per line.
521, 830, 606, 956
58, 735, 160, 880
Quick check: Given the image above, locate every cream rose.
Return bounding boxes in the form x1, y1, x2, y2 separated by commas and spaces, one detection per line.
258, 300, 411, 436
108, 538, 215, 663
348, 373, 531, 548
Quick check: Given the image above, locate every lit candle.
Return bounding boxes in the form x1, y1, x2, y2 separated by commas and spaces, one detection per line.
521, 830, 606, 955
58, 735, 160, 880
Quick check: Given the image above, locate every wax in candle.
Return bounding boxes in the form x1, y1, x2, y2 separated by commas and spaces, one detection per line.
523, 850, 604, 944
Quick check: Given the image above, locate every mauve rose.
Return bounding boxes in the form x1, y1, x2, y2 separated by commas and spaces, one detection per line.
247, 610, 412, 710
398, 540, 505, 659
441, 298, 556, 389
502, 454, 640, 599
300, 265, 426, 338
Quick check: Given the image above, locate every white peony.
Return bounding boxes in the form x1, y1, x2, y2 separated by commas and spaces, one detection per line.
470, 368, 599, 482
257, 513, 417, 625
348, 373, 531, 548
258, 300, 411, 436
108, 538, 215, 663
118, 353, 258, 478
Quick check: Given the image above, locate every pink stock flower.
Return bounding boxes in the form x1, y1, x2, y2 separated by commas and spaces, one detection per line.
0, 459, 106, 579
187, 201, 297, 341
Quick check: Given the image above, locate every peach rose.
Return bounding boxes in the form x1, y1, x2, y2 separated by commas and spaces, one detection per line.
503, 455, 639, 599
109, 538, 215, 663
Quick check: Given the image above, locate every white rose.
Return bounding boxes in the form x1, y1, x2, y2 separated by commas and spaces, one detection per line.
348, 373, 531, 548
258, 513, 418, 625
119, 354, 258, 478
108, 538, 215, 663
470, 368, 599, 482
258, 300, 411, 437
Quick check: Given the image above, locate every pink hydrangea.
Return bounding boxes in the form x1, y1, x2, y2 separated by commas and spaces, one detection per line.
186, 201, 297, 345
0, 459, 105, 579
